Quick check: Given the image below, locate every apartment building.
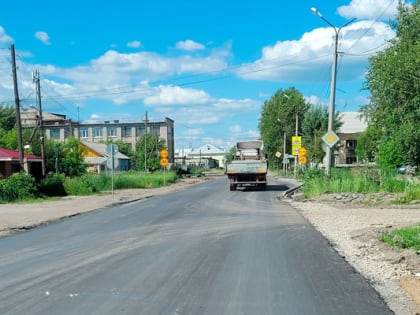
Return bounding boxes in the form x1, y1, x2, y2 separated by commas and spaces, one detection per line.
21, 108, 175, 163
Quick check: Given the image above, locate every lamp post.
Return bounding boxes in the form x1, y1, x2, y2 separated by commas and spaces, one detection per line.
310, 8, 355, 175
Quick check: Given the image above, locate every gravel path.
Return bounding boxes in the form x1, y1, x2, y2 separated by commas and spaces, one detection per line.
291, 200, 420, 315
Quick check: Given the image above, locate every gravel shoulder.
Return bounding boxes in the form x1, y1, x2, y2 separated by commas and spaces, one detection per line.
291, 199, 420, 315
0, 176, 419, 314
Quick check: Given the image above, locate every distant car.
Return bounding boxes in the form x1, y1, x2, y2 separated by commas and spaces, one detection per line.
397, 165, 416, 175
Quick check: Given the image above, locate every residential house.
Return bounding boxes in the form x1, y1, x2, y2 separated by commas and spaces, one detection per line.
335, 111, 367, 165
175, 144, 226, 169
0, 148, 42, 179
80, 141, 130, 174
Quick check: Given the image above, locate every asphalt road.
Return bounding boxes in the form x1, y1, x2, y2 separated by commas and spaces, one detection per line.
0, 177, 392, 315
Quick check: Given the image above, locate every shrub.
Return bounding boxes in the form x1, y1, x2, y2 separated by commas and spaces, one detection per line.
38, 173, 67, 197
63, 174, 110, 195
0, 172, 38, 202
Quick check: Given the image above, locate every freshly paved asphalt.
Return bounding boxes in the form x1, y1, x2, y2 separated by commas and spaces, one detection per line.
0, 177, 392, 314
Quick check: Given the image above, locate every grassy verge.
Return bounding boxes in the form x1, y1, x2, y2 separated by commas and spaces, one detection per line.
298, 167, 420, 204
64, 171, 178, 195
379, 224, 420, 250
113, 171, 177, 189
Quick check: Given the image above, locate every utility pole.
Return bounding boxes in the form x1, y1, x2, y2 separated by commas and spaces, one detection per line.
311, 8, 355, 175
11, 44, 24, 170
283, 131, 287, 175
144, 111, 148, 172
33, 70, 46, 176
294, 110, 298, 176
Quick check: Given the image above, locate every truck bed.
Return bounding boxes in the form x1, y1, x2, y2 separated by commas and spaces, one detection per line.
226, 160, 267, 174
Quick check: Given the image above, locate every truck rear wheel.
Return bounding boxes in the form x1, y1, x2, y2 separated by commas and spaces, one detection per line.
229, 183, 236, 191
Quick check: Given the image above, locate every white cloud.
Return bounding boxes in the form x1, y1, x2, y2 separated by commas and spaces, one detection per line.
127, 40, 142, 48
31, 47, 228, 107
183, 128, 204, 137
35, 31, 51, 45
155, 97, 260, 127
230, 125, 242, 133
305, 95, 321, 105
144, 85, 210, 106
176, 40, 205, 51
338, 0, 398, 20
0, 26, 13, 44
237, 19, 395, 83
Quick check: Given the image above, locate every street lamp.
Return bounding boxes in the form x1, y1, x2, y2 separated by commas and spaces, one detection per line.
310, 8, 355, 175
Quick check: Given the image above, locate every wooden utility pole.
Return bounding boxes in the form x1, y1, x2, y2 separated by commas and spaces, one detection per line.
11, 44, 24, 170
33, 70, 46, 176
144, 112, 148, 172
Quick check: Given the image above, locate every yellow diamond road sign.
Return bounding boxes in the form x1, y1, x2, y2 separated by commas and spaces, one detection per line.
322, 131, 340, 148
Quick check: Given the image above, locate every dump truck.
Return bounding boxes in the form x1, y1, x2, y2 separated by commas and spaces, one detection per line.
226, 140, 268, 191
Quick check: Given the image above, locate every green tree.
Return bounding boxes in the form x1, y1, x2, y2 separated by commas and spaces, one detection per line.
113, 140, 132, 157
43, 139, 66, 174
60, 138, 87, 177
355, 125, 381, 163
302, 106, 328, 164
301, 105, 343, 165
259, 87, 309, 163
135, 133, 166, 172
362, 1, 420, 169
0, 104, 16, 131
224, 146, 237, 164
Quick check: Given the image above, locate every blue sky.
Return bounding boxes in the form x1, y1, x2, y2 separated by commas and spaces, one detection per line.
0, 0, 403, 150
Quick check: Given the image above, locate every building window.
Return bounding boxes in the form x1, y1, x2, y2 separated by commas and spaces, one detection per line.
346, 140, 357, 148
150, 124, 160, 134
107, 127, 117, 137
50, 129, 60, 139
80, 128, 88, 138
136, 126, 146, 137
346, 157, 357, 164
93, 127, 102, 138
121, 126, 132, 137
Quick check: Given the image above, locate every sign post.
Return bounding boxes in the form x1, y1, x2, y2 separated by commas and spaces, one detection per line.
298, 147, 308, 166
275, 151, 281, 175
107, 144, 119, 199
160, 149, 169, 186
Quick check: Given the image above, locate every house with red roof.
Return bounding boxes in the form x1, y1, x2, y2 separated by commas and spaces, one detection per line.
0, 148, 43, 179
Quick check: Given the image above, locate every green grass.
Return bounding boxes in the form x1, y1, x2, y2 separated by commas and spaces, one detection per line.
63, 171, 178, 195
379, 223, 420, 250
299, 167, 420, 204
113, 171, 177, 189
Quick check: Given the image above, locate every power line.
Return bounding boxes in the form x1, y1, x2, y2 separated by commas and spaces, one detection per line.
347, 0, 396, 53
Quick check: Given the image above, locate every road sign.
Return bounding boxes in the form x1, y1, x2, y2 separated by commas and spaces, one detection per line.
292, 136, 301, 146
106, 143, 119, 156
299, 155, 308, 165
107, 157, 119, 169
292, 136, 302, 156
322, 131, 339, 148
160, 149, 168, 158
298, 147, 307, 156
275, 151, 281, 158
160, 158, 169, 167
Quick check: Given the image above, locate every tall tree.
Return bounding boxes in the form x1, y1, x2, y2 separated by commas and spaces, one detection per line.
259, 87, 309, 163
301, 105, 343, 165
362, 1, 420, 169
0, 104, 16, 131
135, 133, 166, 172
60, 138, 87, 177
